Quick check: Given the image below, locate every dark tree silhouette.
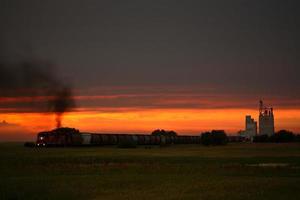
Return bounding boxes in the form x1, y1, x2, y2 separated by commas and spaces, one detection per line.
253, 134, 269, 143
151, 129, 177, 137
201, 130, 228, 146
271, 130, 295, 143
254, 130, 297, 143
295, 134, 300, 142
211, 130, 228, 145
200, 132, 212, 146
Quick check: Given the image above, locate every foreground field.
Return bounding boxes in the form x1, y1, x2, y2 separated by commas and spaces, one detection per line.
1, 143, 300, 200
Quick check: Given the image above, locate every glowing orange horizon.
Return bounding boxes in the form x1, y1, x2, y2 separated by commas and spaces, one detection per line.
1, 108, 300, 141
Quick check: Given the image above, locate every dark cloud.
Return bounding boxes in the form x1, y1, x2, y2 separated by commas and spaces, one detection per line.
0, 0, 299, 109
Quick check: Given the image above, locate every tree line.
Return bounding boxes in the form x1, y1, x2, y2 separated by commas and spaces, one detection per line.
253, 130, 300, 143
151, 129, 300, 145
151, 129, 228, 145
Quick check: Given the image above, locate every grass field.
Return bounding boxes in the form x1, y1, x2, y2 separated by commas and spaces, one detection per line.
1, 143, 300, 200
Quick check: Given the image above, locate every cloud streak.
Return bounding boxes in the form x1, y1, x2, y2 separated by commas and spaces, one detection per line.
1, 86, 300, 114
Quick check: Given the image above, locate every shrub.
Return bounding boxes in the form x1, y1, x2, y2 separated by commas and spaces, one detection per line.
253, 130, 297, 143
295, 134, 300, 142
253, 135, 269, 143
211, 130, 228, 145
270, 130, 295, 143
201, 132, 212, 146
151, 129, 177, 137
201, 130, 228, 146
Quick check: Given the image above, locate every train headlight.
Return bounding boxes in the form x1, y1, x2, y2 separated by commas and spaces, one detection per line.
40, 136, 44, 140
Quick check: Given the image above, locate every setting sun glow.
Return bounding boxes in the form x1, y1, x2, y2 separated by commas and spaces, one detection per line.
1, 108, 300, 140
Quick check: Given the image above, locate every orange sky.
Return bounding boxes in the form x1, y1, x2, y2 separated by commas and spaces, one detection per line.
1, 86, 300, 141
1, 108, 299, 141
1, 1, 300, 142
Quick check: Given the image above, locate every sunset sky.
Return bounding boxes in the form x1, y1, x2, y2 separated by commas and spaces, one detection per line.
1, 0, 300, 140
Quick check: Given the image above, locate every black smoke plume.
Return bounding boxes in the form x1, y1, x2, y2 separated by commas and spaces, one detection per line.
0, 60, 76, 128
48, 87, 75, 128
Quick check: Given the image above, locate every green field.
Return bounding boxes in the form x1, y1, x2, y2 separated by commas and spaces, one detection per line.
1, 143, 300, 200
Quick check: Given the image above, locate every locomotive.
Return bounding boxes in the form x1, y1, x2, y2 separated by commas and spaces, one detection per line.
36, 127, 202, 147
36, 128, 82, 147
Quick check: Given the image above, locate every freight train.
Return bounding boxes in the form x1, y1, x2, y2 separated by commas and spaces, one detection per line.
36, 128, 202, 147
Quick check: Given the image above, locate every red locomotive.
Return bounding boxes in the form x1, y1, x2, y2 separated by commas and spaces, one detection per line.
36, 128, 82, 147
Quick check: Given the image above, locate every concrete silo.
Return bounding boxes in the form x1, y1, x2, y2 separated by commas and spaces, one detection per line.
259, 100, 275, 136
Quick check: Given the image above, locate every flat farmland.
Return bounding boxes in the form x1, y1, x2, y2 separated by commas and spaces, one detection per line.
1, 143, 300, 200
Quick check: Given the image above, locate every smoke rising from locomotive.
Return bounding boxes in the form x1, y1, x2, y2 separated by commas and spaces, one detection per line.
49, 87, 75, 128
0, 60, 76, 127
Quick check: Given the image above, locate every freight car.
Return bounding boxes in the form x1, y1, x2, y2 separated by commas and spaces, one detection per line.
36, 128, 202, 147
